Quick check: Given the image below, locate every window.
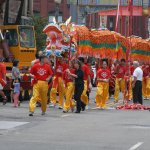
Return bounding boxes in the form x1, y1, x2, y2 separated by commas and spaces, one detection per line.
19, 26, 35, 48
4, 29, 18, 46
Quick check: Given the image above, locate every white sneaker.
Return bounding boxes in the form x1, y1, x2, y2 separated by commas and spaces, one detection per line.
49, 104, 55, 108
85, 105, 89, 110
96, 106, 101, 109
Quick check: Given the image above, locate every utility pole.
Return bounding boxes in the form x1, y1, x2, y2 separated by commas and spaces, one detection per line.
29, 0, 33, 16
77, 0, 79, 24
54, 0, 61, 22
129, 0, 133, 36
115, 0, 121, 32
23, 0, 28, 16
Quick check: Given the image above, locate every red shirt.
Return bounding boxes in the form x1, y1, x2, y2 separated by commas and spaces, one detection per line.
97, 68, 110, 79
130, 65, 135, 75
90, 71, 94, 79
30, 63, 53, 81
63, 68, 75, 83
55, 62, 67, 77
148, 66, 150, 75
85, 63, 90, 69
142, 65, 149, 77
82, 64, 90, 80
115, 65, 126, 78
0, 63, 6, 79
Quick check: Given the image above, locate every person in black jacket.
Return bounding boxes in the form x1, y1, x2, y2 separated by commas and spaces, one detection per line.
67, 60, 85, 113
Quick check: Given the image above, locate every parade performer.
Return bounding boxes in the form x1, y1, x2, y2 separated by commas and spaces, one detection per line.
30, 51, 43, 107
142, 63, 150, 99
84, 57, 92, 103
78, 57, 91, 110
114, 59, 126, 103
31, 51, 43, 67
13, 78, 20, 107
109, 60, 117, 98
124, 62, 134, 101
0, 60, 7, 105
29, 54, 53, 116
96, 60, 110, 109
147, 64, 150, 99
147, 64, 150, 97
63, 62, 75, 113
129, 62, 135, 100
50, 56, 66, 109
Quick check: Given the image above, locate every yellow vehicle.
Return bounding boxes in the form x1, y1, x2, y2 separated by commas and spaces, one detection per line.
0, 25, 36, 68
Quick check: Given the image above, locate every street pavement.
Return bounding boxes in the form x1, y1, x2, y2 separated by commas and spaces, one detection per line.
0, 88, 150, 150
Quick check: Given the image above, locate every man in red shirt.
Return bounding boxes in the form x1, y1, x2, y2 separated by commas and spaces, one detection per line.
114, 59, 126, 103
142, 63, 150, 99
96, 60, 110, 109
0, 61, 7, 105
147, 64, 150, 99
63, 61, 75, 112
29, 54, 53, 116
78, 57, 91, 110
50, 57, 66, 109
31, 51, 42, 67
123, 62, 134, 101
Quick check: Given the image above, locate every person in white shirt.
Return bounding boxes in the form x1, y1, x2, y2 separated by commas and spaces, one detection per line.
132, 61, 143, 104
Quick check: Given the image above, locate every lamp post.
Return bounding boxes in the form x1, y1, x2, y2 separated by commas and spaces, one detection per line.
54, 0, 62, 22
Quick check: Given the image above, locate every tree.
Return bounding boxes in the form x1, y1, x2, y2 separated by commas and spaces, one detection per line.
32, 16, 48, 52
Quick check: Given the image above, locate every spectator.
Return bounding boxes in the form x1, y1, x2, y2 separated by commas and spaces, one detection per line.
132, 61, 143, 104
13, 78, 20, 107
69, 60, 85, 113
12, 60, 20, 81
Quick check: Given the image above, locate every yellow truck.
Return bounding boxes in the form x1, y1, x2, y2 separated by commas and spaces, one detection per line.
0, 25, 36, 68
0, 25, 36, 101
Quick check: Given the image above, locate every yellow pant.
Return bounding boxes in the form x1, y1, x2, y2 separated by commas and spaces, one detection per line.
29, 80, 48, 113
81, 80, 88, 105
129, 78, 133, 100
143, 78, 150, 98
125, 78, 133, 100
114, 78, 125, 102
147, 78, 150, 98
50, 77, 65, 107
63, 82, 75, 111
96, 82, 109, 108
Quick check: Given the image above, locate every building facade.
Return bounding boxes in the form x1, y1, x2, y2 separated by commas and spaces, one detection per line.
85, 0, 150, 38
0, 0, 33, 25
69, 0, 118, 24
33, 0, 70, 23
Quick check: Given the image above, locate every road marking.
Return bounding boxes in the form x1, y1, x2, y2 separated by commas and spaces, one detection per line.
61, 114, 72, 118
128, 142, 143, 150
0, 121, 29, 130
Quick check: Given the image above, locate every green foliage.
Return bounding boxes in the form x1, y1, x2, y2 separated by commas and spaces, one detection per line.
32, 16, 48, 51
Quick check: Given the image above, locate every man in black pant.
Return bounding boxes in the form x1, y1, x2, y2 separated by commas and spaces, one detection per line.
74, 85, 85, 112
68, 60, 85, 113
132, 61, 143, 104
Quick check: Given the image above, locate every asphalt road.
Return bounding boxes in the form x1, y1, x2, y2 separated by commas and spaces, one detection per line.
0, 88, 150, 150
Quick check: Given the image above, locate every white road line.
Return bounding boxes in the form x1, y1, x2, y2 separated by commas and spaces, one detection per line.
128, 142, 143, 150
61, 114, 72, 118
